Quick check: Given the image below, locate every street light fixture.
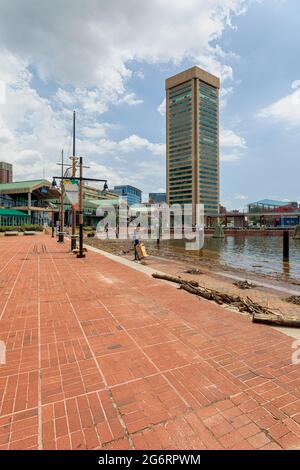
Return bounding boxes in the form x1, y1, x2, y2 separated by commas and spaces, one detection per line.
50, 178, 57, 237
52, 162, 108, 258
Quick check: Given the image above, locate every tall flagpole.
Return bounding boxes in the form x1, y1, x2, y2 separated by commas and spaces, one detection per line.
71, 110, 77, 250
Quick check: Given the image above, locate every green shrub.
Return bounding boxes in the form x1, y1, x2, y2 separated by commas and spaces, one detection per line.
83, 226, 94, 231
0, 224, 43, 232
19, 224, 43, 232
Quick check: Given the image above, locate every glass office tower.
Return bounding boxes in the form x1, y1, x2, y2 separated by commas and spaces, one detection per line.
112, 185, 142, 206
166, 66, 220, 222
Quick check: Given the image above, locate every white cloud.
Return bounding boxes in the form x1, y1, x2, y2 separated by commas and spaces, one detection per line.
220, 127, 246, 148
292, 80, 300, 90
56, 88, 143, 112
220, 86, 234, 107
117, 134, 165, 156
56, 88, 75, 107
0, 53, 67, 179
0, 1, 249, 103
17, 150, 43, 166
234, 193, 248, 200
135, 71, 145, 79
0, 51, 165, 184
0, 80, 6, 105
82, 123, 108, 139
0, 127, 14, 144
55, 87, 110, 114
117, 92, 143, 106
138, 160, 164, 173
85, 161, 125, 188
197, 55, 233, 82
220, 154, 240, 162
157, 98, 166, 116
220, 127, 246, 162
257, 81, 300, 127
0, 0, 253, 191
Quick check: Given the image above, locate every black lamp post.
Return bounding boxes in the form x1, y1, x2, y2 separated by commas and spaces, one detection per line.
77, 157, 85, 258
51, 178, 57, 238
52, 162, 107, 258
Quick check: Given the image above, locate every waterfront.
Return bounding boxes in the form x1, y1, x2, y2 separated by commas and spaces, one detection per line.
165, 236, 300, 280
86, 232, 300, 331
87, 235, 300, 282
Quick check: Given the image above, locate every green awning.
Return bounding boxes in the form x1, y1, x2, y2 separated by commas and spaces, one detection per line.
0, 179, 50, 192
0, 208, 30, 217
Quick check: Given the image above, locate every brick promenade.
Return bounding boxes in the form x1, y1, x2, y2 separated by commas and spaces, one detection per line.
0, 235, 300, 450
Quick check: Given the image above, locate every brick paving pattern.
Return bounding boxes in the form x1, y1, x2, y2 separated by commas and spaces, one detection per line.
0, 235, 300, 450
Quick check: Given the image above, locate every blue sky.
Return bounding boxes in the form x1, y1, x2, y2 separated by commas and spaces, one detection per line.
220, 0, 300, 208
0, 0, 299, 209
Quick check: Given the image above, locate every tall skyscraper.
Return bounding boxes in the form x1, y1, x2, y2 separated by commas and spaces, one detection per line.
0, 162, 13, 184
166, 66, 220, 222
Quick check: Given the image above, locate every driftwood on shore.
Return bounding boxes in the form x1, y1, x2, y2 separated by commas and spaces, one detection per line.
252, 313, 300, 327
233, 280, 256, 290
184, 268, 203, 275
152, 272, 300, 328
285, 295, 300, 305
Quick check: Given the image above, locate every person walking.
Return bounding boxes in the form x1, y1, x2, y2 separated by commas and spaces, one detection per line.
132, 230, 140, 261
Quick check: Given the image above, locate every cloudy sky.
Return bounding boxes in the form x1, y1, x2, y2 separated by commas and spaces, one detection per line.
0, 0, 299, 208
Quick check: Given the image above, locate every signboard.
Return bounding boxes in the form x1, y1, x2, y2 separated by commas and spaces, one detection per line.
64, 179, 79, 209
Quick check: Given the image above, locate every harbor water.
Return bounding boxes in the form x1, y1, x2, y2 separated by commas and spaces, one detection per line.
154, 236, 300, 280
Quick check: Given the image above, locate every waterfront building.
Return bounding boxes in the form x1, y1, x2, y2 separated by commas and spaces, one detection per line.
83, 184, 118, 201
0, 208, 30, 226
148, 192, 166, 204
0, 179, 60, 225
248, 199, 298, 213
112, 185, 142, 206
247, 199, 299, 227
0, 162, 13, 183
166, 66, 220, 222
61, 184, 119, 228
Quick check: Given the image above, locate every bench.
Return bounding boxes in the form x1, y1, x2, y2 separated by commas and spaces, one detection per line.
4, 231, 19, 236
23, 231, 37, 236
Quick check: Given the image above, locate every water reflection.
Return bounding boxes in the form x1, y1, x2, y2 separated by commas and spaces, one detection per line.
283, 261, 290, 277
151, 236, 300, 280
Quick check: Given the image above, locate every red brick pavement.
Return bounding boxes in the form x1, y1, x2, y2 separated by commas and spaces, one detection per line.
0, 234, 300, 450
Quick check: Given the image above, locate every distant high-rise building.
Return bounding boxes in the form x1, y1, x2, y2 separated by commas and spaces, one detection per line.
112, 185, 142, 206
149, 192, 166, 204
0, 162, 13, 184
166, 66, 220, 221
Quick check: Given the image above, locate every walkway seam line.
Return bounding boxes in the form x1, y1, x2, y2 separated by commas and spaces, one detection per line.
37, 245, 43, 450
47, 248, 135, 450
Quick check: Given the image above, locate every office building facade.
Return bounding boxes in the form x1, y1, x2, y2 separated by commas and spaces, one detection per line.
112, 185, 142, 206
166, 66, 220, 221
0, 162, 13, 184
149, 192, 166, 204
